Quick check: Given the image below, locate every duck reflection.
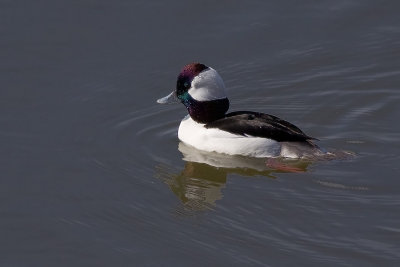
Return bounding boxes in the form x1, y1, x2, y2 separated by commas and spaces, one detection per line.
157, 142, 312, 211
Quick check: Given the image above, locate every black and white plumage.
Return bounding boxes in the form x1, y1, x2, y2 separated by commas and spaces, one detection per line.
205, 111, 317, 143
157, 63, 323, 158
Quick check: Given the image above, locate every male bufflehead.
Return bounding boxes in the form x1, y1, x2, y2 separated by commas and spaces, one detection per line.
157, 63, 323, 158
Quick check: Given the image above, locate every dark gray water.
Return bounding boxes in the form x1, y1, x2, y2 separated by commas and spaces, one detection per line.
1, 0, 400, 266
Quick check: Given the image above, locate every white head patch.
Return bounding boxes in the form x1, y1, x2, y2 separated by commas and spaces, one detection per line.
188, 68, 227, 101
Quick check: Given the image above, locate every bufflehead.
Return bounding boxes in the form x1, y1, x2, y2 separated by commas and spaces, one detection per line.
157, 63, 323, 158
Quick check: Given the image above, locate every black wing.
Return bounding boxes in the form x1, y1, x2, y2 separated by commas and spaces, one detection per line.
205, 111, 317, 142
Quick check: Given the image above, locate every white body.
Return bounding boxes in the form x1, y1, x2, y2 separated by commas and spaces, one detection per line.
178, 115, 324, 159
178, 115, 282, 158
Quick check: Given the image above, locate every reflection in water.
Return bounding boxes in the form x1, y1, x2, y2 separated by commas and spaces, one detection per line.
156, 143, 312, 211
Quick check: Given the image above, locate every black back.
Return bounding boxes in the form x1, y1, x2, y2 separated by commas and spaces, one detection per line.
205, 111, 317, 142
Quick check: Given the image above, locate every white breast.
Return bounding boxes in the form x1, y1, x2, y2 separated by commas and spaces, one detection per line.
177, 116, 282, 158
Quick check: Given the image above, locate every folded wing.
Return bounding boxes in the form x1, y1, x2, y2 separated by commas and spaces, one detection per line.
205, 111, 317, 142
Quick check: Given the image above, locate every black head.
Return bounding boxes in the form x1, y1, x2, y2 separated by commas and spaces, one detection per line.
157, 62, 229, 123
176, 63, 209, 101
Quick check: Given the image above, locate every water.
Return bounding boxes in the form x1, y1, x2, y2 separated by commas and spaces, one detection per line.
1, 0, 400, 266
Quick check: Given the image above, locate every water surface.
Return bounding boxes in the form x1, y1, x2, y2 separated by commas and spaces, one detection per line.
1, 0, 399, 266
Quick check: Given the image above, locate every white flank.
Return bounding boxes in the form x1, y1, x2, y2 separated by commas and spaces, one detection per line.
178, 116, 281, 158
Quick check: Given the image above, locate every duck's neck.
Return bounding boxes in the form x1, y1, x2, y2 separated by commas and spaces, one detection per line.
181, 94, 229, 124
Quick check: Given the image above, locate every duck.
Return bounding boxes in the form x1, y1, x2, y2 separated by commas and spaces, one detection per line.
157, 63, 324, 159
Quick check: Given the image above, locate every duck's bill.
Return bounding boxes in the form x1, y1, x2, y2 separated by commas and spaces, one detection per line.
157, 91, 178, 104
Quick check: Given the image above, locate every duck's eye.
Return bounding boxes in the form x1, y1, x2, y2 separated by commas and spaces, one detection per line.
183, 82, 190, 88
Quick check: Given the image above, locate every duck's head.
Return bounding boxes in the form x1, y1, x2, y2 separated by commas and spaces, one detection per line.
157, 63, 229, 123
